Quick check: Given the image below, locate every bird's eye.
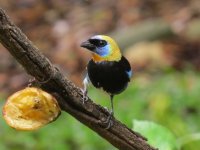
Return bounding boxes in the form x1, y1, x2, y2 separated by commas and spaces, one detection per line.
89, 39, 107, 47
98, 40, 107, 47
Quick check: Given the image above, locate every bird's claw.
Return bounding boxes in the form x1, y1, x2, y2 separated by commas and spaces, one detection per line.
103, 111, 114, 129
105, 118, 113, 129
81, 89, 88, 104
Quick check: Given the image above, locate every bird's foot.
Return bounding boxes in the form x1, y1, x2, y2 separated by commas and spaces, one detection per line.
103, 111, 114, 129
81, 89, 88, 104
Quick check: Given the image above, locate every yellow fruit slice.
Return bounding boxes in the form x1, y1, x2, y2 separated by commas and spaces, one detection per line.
2, 87, 61, 130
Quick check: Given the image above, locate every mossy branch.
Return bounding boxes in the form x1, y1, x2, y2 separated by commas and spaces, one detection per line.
0, 8, 156, 150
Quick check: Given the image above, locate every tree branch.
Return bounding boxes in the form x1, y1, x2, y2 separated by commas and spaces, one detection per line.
0, 8, 156, 150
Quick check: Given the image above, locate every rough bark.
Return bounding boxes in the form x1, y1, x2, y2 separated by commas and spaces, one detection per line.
0, 8, 156, 150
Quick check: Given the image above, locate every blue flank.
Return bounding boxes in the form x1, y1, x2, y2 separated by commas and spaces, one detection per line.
96, 44, 111, 57
126, 70, 132, 78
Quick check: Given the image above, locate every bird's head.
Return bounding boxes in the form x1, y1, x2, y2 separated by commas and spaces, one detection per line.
81, 35, 122, 62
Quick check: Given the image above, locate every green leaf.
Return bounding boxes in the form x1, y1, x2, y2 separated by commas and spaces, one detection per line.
132, 120, 179, 150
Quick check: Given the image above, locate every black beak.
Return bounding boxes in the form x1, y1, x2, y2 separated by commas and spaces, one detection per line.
80, 40, 96, 51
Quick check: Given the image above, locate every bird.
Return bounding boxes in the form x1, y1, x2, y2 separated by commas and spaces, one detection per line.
80, 35, 132, 129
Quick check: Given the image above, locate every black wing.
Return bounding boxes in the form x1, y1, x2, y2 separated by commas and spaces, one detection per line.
87, 56, 132, 94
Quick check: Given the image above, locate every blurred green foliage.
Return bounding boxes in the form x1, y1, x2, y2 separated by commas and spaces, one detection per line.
0, 70, 200, 150
133, 120, 178, 150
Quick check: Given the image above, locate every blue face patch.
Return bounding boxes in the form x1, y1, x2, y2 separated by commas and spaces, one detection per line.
95, 44, 111, 57
126, 70, 132, 78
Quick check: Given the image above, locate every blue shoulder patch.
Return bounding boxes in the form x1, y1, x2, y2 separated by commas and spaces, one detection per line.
126, 70, 132, 78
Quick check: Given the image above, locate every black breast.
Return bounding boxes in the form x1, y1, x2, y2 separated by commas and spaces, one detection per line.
87, 56, 131, 95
